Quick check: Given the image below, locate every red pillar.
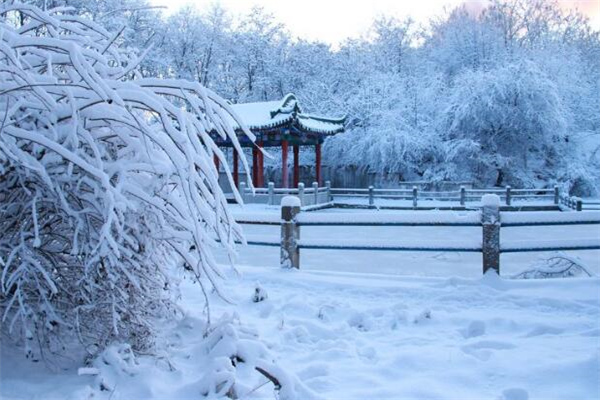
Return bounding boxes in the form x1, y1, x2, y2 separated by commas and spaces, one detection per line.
315, 142, 321, 186
213, 153, 220, 172
252, 146, 258, 187
233, 148, 239, 188
281, 140, 289, 188
258, 140, 264, 187
293, 144, 300, 188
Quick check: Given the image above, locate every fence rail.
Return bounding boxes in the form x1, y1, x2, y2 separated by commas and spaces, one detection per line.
234, 195, 600, 275
236, 181, 595, 211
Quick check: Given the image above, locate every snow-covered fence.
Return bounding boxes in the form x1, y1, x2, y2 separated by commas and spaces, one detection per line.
329, 185, 565, 209
238, 195, 600, 275
235, 182, 594, 211
239, 181, 331, 206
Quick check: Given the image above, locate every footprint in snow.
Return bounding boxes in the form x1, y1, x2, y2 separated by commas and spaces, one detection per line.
413, 309, 432, 324
347, 312, 372, 332
523, 324, 564, 337
356, 345, 377, 361
461, 340, 516, 362
461, 320, 486, 339
499, 388, 529, 400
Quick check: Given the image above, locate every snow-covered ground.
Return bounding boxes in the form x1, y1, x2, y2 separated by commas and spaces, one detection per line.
2, 205, 599, 400
2, 266, 599, 400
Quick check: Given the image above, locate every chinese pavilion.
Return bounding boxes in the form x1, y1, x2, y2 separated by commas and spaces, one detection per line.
213, 94, 345, 188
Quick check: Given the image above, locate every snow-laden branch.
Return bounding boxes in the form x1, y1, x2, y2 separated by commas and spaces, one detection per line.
0, 3, 252, 359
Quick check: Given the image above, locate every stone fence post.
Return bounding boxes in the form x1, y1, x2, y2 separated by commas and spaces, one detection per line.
268, 182, 275, 205
412, 186, 418, 208
482, 194, 500, 275
298, 183, 305, 206
281, 196, 300, 269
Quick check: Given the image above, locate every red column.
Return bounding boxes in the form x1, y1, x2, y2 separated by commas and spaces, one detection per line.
213, 153, 220, 172
252, 146, 258, 187
281, 140, 289, 188
258, 140, 264, 187
315, 142, 321, 186
233, 148, 239, 188
293, 145, 300, 188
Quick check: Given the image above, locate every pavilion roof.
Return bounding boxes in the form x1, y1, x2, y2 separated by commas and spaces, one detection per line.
228, 93, 345, 135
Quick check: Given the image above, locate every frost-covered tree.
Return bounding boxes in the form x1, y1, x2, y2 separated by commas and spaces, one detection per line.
0, 3, 252, 359
441, 60, 568, 187
19, 0, 598, 194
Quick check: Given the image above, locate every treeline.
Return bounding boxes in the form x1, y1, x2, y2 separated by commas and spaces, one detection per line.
26, 0, 600, 193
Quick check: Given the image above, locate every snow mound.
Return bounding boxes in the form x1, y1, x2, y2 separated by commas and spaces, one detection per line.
281, 196, 301, 207
482, 194, 501, 207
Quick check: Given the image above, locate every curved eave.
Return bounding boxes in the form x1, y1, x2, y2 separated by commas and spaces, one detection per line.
296, 114, 346, 135
295, 122, 345, 135
233, 114, 294, 131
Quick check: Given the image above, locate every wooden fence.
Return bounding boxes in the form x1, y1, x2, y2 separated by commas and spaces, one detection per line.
234, 195, 600, 274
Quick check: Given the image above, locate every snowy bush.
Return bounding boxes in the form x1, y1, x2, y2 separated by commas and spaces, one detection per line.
0, 3, 252, 360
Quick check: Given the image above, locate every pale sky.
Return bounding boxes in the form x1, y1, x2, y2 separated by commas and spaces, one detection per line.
150, 0, 600, 45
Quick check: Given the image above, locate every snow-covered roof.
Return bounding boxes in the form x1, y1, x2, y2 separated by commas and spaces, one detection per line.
228, 94, 345, 135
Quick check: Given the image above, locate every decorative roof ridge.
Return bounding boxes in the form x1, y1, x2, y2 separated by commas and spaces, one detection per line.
297, 112, 346, 124
270, 93, 300, 118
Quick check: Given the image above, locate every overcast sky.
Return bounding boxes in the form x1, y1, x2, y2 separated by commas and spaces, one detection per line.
149, 0, 600, 45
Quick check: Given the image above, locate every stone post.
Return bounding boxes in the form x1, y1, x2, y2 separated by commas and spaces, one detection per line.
280, 196, 300, 269
268, 182, 275, 206
298, 182, 305, 206
460, 186, 466, 206
412, 186, 418, 208
482, 194, 501, 275
505, 186, 511, 206
368, 185, 374, 207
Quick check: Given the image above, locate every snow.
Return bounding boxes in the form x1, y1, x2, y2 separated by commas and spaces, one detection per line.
3, 266, 599, 399
229, 99, 293, 129
501, 211, 600, 225
225, 94, 344, 134
281, 195, 301, 207
296, 209, 480, 225
482, 194, 501, 207
298, 237, 481, 251
2, 201, 599, 399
